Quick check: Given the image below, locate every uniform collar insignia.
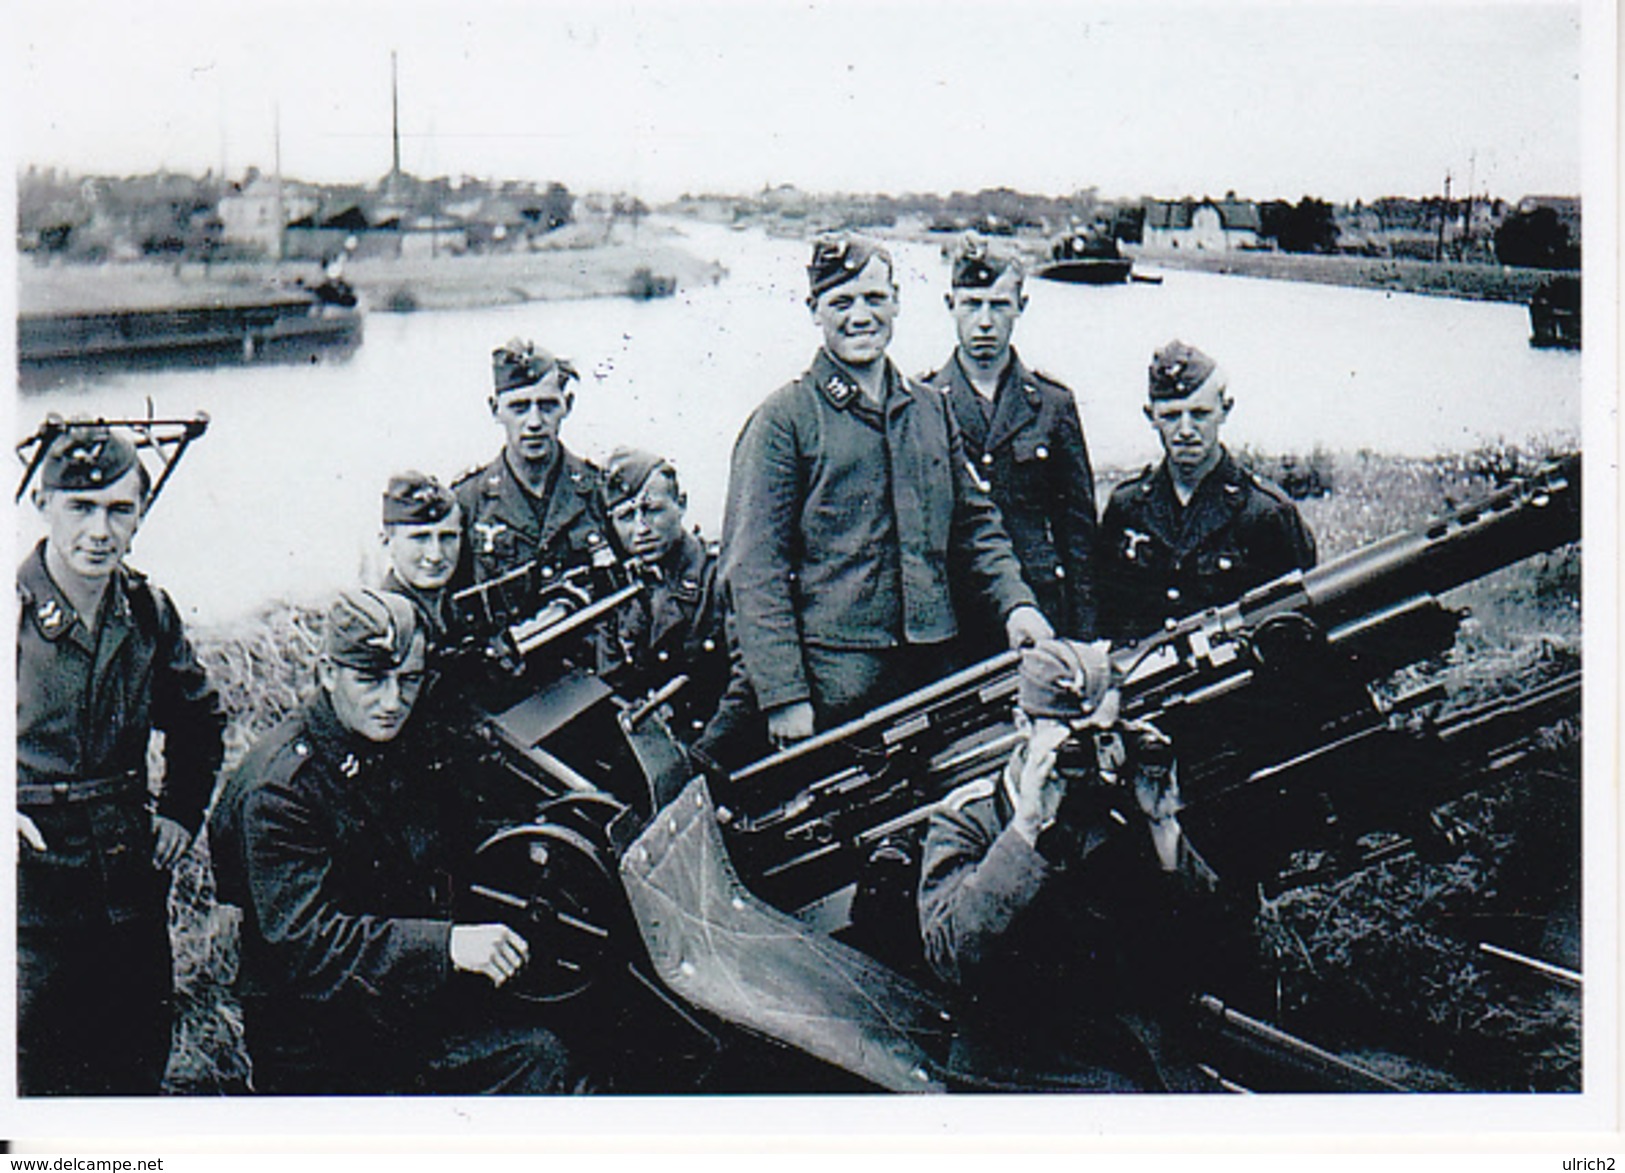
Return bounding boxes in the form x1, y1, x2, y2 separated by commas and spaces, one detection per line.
1123, 528, 1153, 561
825, 373, 856, 406
340, 752, 361, 778
35, 596, 68, 635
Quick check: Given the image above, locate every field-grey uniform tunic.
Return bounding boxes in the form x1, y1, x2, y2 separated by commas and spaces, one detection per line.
16, 541, 224, 1095
1097, 448, 1316, 644
721, 349, 1036, 728
451, 446, 612, 589
923, 349, 1098, 646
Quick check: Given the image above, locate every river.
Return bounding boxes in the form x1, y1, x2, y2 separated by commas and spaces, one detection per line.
16, 221, 1581, 626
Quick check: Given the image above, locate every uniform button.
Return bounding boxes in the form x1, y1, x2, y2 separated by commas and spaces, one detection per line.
981, 453, 994, 466
1218, 556, 1234, 571
1167, 587, 1181, 601
1035, 445, 1049, 460
587, 532, 602, 545
541, 565, 554, 578
657, 650, 670, 662
1054, 566, 1066, 579
702, 639, 716, 652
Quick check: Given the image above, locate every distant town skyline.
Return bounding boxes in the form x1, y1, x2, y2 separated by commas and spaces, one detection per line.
11, 1, 1589, 204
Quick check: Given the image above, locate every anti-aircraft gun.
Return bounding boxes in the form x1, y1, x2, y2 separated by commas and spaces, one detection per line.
715, 454, 1581, 914
444, 455, 1581, 1091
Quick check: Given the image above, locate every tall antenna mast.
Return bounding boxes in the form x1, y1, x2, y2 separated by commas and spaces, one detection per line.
391, 50, 402, 179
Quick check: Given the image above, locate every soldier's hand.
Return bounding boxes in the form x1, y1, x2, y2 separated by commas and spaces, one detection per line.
1004, 605, 1055, 650
766, 701, 815, 748
451, 923, 532, 987
151, 815, 193, 870
17, 812, 47, 853
1010, 719, 1071, 848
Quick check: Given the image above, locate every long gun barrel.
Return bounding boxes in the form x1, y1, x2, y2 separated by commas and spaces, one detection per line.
719, 456, 1581, 912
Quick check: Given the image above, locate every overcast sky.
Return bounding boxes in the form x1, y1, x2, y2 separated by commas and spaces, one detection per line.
11, 0, 1585, 203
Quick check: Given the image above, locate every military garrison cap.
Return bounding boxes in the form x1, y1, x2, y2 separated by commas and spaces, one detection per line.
39, 424, 140, 492
602, 447, 675, 510
382, 471, 457, 526
322, 588, 421, 672
1018, 638, 1115, 720
1148, 340, 1225, 401
492, 338, 580, 395
950, 233, 1021, 289
807, 235, 893, 299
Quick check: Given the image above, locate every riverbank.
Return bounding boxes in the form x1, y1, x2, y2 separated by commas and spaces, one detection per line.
1128, 247, 1570, 304
17, 221, 728, 317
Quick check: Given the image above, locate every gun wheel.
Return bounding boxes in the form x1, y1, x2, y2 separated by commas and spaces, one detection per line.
467, 820, 624, 1003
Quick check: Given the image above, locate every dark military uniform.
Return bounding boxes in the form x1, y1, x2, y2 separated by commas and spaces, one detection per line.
1097, 448, 1316, 644
209, 690, 575, 1095
16, 541, 224, 1096
918, 763, 1222, 1092
451, 447, 611, 589
722, 349, 1036, 730
924, 348, 1098, 647
596, 528, 727, 739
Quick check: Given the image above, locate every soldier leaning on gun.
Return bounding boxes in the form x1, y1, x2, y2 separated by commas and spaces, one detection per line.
718, 234, 1052, 749
16, 426, 225, 1096
922, 236, 1100, 651
209, 590, 579, 1095
1097, 340, 1316, 644
451, 339, 613, 589
595, 448, 728, 741
918, 638, 1225, 1092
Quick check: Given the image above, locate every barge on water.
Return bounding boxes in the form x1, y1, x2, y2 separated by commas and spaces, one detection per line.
1036, 229, 1135, 285
19, 280, 362, 387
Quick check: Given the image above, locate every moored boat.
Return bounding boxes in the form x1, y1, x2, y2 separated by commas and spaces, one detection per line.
1037, 229, 1135, 285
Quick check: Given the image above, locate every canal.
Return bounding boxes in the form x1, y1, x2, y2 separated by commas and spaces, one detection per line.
17, 222, 1582, 625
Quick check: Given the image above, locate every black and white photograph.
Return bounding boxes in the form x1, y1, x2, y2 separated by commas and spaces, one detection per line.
5, 0, 1617, 1160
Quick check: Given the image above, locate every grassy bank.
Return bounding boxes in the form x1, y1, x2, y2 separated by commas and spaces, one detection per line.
19, 221, 727, 317
162, 446, 1582, 1093
1130, 248, 1570, 305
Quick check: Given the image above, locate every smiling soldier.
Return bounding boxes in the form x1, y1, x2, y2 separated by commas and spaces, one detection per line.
1097, 340, 1317, 643
452, 339, 611, 592
716, 234, 1051, 749
16, 424, 224, 1096
923, 235, 1099, 652
379, 470, 462, 645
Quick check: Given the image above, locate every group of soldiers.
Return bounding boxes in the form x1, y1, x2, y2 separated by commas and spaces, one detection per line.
16, 232, 1316, 1096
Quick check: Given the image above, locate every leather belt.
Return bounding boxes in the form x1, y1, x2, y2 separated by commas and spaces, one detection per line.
16, 769, 145, 806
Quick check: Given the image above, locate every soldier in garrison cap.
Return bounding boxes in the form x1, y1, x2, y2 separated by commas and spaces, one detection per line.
451, 338, 610, 590
379, 470, 462, 646
209, 589, 579, 1095
714, 233, 1051, 753
1097, 340, 1316, 644
595, 449, 727, 742
918, 638, 1228, 1091
922, 233, 1101, 655
16, 424, 225, 1095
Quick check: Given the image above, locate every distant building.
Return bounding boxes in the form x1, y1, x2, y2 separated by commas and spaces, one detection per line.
1142, 197, 1262, 251
218, 175, 318, 259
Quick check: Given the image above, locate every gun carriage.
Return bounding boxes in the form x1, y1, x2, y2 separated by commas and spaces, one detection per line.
21, 413, 1577, 1090
415, 453, 1581, 1092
